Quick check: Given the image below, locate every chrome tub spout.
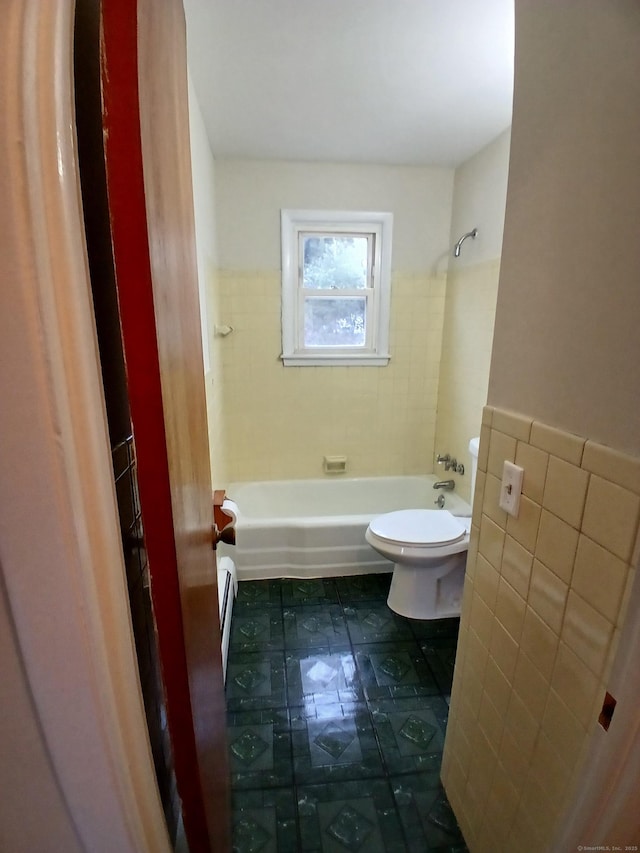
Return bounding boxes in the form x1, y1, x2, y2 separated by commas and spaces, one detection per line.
433, 479, 455, 491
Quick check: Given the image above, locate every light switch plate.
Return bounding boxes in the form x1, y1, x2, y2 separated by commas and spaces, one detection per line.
499, 460, 524, 517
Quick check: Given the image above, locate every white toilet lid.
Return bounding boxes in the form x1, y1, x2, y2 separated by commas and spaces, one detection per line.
369, 509, 466, 546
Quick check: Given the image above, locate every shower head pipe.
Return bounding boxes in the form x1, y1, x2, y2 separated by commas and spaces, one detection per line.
453, 228, 478, 257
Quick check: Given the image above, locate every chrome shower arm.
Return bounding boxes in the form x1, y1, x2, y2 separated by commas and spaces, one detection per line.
453, 228, 478, 257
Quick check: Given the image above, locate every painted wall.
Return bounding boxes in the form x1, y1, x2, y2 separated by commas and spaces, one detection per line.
444, 2, 640, 850
188, 72, 218, 368
448, 129, 511, 272
188, 76, 227, 485
0, 581, 83, 853
488, 0, 640, 456
435, 129, 511, 501
211, 160, 455, 484
214, 160, 454, 272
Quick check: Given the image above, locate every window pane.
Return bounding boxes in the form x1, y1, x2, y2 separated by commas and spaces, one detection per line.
304, 297, 366, 347
302, 235, 369, 290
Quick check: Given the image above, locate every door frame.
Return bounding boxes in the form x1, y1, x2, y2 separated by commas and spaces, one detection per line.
0, 3, 171, 850
100, 1, 230, 849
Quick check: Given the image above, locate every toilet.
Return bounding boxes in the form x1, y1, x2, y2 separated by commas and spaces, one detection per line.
365, 437, 479, 620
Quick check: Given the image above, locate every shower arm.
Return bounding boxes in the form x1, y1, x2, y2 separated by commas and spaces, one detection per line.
453, 228, 478, 257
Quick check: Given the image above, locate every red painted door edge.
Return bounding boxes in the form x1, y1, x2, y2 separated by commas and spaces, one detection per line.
99, 3, 212, 851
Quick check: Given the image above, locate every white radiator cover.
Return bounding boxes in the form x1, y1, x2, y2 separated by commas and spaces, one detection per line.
217, 556, 237, 682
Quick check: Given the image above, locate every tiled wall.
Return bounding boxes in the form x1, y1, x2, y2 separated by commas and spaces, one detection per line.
204, 267, 229, 485
441, 406, 640, 852
210, 270, 446, 485
434, 260, 501, 503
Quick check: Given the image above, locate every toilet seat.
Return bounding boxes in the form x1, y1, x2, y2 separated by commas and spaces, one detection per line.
368, 509, 466, 548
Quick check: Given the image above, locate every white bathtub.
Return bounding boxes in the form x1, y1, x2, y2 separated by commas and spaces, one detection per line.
220, 475, 472, 581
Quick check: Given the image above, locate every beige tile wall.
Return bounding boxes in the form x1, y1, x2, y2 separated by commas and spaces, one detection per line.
208, 270, 446, 485
442, 406, 640, 852
204, 267, 229, 485
434, 260, 500, 502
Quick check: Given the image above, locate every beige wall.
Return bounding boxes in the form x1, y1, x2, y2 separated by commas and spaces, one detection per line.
488, 0, 640, 456
444, 2, 640, 850
435, 131, 510, 501
188, 77, 227, 484
187, 73, 218, 367
214, 159, 454, 272
448, 129, 511, 271
0, 581, 83, 853
209, 160, 455, 484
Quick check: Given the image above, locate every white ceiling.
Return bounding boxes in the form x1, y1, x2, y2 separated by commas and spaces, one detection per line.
183, 0, 514, 168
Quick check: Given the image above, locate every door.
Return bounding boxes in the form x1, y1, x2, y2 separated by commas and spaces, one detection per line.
100, 2, 230, 851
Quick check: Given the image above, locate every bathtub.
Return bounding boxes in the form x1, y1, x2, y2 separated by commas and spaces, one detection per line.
220, 475, 472, 581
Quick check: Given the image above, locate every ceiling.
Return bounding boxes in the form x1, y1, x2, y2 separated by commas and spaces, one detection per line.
183, 0, 514, 168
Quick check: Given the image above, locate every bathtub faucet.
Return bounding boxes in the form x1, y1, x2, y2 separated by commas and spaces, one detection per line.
433, 479, 456, 491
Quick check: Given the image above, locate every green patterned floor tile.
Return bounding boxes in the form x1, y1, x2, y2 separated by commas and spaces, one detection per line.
286, 648, 363, 706
344, 603, 413, 644
233, 812, 275, 853
235, 579, 283, 609
391, 775, 467, 851
232, 787, 298, 853
419, 639, 459, 697
227, 707, 293, 790
290, 701, 383, 785
314, 721, 355, 759
297, 779, 406, 852
336, 573, 392, 603
284, 604, 349, 650
354, 642, 440, 700
226, 652, 287, 712
230, 610, 285, 653
230, 727, 272, 768
225, 577, 463, 853
281, 578, 339, 606
408, 617, 460, 641
369, 695, 449, 776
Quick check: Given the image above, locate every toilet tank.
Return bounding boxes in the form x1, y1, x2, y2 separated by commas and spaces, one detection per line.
468, 437, 480, 508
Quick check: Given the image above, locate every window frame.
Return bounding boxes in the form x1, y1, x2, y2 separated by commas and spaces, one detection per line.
281, 209, 393, 366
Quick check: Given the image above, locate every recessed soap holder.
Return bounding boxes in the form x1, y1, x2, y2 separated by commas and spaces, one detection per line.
323, 455, 347, 474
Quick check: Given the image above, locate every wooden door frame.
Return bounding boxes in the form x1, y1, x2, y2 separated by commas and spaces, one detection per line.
0, 2, 172, 851
100, 2, 229, 850
100, 1, 230, 850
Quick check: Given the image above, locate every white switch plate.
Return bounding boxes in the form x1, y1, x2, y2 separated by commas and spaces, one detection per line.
499, 460, 524, 517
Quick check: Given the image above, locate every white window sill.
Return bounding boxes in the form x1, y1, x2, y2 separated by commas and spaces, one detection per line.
281, 353, 390, 367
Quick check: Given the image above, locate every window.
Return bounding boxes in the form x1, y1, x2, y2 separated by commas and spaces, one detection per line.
281, 209, 393, 366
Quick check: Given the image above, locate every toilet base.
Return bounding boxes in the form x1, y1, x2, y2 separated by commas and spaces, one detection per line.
386, 553, 466, 620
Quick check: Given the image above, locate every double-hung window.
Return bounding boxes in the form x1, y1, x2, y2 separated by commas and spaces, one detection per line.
281, 209, 393, 366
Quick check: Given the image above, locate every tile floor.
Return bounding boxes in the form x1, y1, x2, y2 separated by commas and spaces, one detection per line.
226, 574, 468, 852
